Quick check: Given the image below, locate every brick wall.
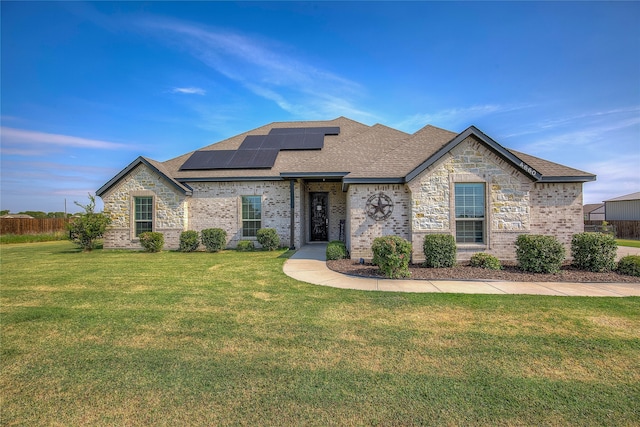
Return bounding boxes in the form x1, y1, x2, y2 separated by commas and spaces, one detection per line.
347, 184, 411, 260
188, 180, 297, 248
530, 182, 584, 251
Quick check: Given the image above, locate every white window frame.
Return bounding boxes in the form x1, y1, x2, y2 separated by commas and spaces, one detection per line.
240, 195, 262, 238
454, 182, 486, 244
130, 191, 155, 239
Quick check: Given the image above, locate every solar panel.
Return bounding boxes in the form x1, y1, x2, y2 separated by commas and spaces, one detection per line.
180, 127, 340, 170
239, 135, 266, 149
227, 149, 258, 168
180, 150, 235, 170
252, 148, 279, 167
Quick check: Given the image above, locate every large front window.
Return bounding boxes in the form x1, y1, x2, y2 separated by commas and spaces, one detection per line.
455, 183, 485, 243
242, 196, 262, 237
134, 196, 153, 237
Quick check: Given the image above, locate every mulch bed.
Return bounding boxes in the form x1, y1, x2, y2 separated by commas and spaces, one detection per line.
327, 259, 640, 283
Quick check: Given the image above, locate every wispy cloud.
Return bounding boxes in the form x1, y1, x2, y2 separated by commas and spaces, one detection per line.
582, 157, 640, 204
172, 87, 206, 95
510, 107, 640, 153
394, 104, 531, 133
1, 127, 136, 154
139, 17, 373, 121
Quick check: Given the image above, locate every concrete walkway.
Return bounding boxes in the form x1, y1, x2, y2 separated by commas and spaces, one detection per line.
283, 243, 640, 297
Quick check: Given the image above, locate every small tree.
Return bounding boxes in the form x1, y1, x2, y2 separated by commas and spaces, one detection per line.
67, 194, 111, 251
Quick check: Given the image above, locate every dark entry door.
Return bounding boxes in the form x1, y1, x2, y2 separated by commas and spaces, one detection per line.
310, 192, 328, 241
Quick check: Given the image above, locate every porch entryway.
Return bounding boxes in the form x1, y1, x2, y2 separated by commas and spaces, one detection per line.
310, 192, 328, 241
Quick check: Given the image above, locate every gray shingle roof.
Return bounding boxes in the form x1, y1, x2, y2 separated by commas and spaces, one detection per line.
99, 117, 596, 195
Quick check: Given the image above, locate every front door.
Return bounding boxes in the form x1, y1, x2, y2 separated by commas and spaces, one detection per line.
310, 192, 328, 241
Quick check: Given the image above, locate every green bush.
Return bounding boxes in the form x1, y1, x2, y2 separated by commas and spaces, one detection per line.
201, 228, 227, 252
469, 252, 502, 270
236, 240, 255, 252
256, 228, 280, 251
139, 232, 164, 252
617, 255, 640, 277
179, 230, 200, 252
423, 234, 456, 268
326, 240, 347, 260
372, 236, 412, 278
516, 234, 565, 274
571, 232, 617, 272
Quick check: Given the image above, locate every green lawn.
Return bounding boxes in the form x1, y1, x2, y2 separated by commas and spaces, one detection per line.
617, 239, 640, 248
1, 241, 639, 426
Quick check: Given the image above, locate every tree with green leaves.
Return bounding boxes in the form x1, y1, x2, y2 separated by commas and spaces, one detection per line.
67, 194, 111, 251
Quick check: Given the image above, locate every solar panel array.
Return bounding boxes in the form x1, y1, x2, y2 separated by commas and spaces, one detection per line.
180, 127, 340, 170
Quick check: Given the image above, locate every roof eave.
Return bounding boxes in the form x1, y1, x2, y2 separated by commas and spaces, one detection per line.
280, 172, 349, 180
341, 177, 405, 191
538, 175, 597, 183
178, 176, 284, 183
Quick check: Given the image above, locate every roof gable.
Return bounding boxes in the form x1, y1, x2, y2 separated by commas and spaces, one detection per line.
406, 126, 543, 182
96, 156, 193, 197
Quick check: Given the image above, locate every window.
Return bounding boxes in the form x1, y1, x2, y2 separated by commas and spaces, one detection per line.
134, 196, 153, 237
455, 183, 485, 243
242, 196, 261, 237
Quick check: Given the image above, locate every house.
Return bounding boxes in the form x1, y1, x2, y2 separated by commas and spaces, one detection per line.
96, 117, 595, 261
604, 192, 640, 221
583, 203, 605, 221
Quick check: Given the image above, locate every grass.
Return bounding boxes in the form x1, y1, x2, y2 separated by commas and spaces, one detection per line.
0, 231, 68, 244
617, 239, 640, 248
1, 241, 639, 426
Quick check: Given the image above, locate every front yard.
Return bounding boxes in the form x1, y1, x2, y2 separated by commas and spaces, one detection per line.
1, 241, 639, 426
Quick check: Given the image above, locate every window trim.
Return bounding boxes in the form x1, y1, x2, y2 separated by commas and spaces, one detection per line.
453, 181, 487, 245
240, 195, 262, 239
130, 191, 155, 239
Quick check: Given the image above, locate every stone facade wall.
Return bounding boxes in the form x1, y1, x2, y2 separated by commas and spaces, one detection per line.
347, 184, 411, 260
188, 180, 298, 248
101, 164, 187, 249
408, 136, 533, 261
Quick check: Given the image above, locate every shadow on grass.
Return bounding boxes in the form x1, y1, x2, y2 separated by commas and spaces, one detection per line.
278, 249, 296, 259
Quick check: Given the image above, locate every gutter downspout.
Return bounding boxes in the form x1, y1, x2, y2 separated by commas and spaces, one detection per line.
289, 179, 295, 250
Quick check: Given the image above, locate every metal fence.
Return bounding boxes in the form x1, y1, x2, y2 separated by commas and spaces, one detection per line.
0, 218, 70, 235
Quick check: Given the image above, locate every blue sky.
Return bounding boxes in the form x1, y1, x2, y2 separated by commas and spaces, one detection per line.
2, 1, 639, 213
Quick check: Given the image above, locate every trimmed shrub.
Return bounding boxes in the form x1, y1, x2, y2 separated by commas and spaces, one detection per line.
469, 252, 502, 270
256, 228, 280, 251
571, 232, 617, 272
516, 234, 565, 274
423, 234, 456, 268
201, 228, 227, 252
236, 240, 255, 252
326, 240, 347, 260
179, 230, 200, 252
617, 255, 640, 277
139, 231, 164, 252
372, 236, 412, 279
